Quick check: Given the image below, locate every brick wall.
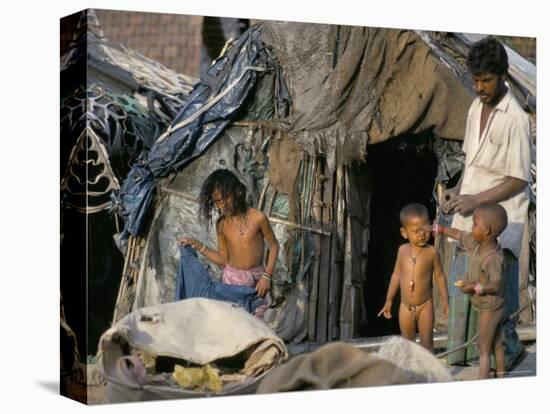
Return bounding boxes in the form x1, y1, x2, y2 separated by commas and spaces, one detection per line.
95, 9, 204, 77
64, 11, 537, 80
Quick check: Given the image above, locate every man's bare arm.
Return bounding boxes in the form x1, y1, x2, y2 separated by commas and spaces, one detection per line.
448, 176, 527, 215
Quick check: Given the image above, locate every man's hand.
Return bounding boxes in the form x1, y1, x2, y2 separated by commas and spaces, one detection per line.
256, 277, 271, 297
447, 194, 480, 216
377, 301, 392, 319
441, 187, 460, 213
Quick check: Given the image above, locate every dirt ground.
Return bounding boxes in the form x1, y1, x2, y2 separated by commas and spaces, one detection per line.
450, 342, 536, 381
85, 342, 536, 405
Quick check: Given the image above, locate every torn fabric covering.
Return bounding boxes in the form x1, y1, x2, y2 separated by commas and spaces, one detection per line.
256, 336, 451, 393
132, 125, 307, 342
433, 137, 465, 183
261, 23, 474, 170
96, 298, 288, 402
112, 25, 288, 238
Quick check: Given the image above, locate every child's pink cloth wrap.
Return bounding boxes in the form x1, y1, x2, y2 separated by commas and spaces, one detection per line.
221, 264, 270, 318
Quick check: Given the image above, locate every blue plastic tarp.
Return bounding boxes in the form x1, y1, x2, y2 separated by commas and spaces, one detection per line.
111, 26, 288, 238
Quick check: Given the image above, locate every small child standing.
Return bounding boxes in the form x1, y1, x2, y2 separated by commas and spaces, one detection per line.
378, 203, 449, 352
178, 169, 279, 318
432, 203, 508, 379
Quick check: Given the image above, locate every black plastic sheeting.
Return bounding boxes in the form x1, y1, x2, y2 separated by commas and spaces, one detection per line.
111, 26, 291, 240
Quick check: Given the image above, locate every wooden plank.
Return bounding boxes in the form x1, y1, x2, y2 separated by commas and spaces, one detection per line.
268, 216, 330, 236
112, 236, 135, 324
339, 208, 354, 339
307, 158, 321, 341
299, 156, 310, 335
316, 163, 334, 342
347, 162, 373, 337
299, 158, 306, 277
328, 166, 345, 340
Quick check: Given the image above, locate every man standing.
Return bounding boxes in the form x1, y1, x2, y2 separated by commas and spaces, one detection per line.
444, 37, 531, 370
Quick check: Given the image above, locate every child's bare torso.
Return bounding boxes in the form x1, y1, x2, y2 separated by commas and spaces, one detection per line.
220, 208, 265, 270
397, 244, 436, 306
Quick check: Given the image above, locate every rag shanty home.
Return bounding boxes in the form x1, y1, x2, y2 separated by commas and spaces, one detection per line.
61, 10, 536, 359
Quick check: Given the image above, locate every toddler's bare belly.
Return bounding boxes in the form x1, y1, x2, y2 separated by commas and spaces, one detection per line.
401, 285, 432, 306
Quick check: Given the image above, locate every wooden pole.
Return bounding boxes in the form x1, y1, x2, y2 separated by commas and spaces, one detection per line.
112, 236, 134, 324
307, 157, 322, 341
316, 163, 333, 342
268, 216, 330, 236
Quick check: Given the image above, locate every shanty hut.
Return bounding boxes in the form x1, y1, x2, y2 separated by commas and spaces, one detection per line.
111, 20, 536, 347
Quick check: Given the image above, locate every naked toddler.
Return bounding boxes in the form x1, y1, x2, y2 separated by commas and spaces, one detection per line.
378, 203, 449, 352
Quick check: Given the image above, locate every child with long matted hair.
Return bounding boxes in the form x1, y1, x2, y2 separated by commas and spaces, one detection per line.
178, 169, 279, 318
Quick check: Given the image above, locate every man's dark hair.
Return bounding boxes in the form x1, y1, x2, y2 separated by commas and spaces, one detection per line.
400, 203, 429, 226
199, 169, 248, 229
466, 36, 509, 76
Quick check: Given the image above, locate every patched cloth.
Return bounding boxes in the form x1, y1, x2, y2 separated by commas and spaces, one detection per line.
257, 342, 410, 392
459, 232, 505, 312
260, 23, 473, 171
256, 338, 452, 393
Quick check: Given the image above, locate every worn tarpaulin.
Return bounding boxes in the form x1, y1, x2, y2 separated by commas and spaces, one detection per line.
111, 26, 288, 238
256, 336, 451, 393
261, 23, 473, 170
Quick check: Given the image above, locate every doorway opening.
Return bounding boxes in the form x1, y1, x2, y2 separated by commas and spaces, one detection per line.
359, 131, 439, 337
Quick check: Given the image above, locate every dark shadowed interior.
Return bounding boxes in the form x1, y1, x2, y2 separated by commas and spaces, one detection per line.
360, 131, 439, 337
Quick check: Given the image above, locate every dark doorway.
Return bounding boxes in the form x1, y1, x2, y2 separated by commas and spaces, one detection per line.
359, 131, 439, 337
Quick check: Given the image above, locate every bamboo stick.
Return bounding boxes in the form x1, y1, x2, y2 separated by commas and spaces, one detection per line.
299, 158, 306, 270
316, 163, 333, 342
268, 189, 278, 215
113, 212, 120, 234
328, 165, 345, 340
112, 236, 134, 324
308, 157, 322, 341
299, 156, 309, 324
268, 216, 330, 236
132, 239, 142, 284
257, 179, 270, 211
